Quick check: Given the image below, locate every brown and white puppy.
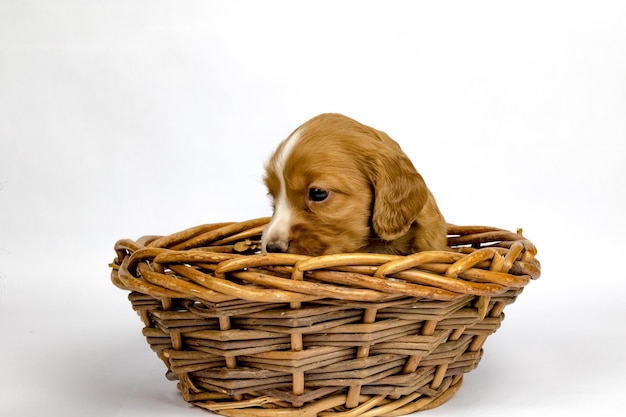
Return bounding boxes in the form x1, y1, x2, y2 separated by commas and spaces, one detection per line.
261, 113, 447, 256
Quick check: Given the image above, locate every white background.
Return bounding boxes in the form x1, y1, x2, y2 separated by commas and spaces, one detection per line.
1, 1, 625, 416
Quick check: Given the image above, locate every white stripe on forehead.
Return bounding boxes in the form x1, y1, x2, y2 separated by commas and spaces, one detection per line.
261, 127, 303, 251
275, 127, 302, 176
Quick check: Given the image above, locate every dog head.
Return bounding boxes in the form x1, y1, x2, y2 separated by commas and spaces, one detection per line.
261, 113, 443, 256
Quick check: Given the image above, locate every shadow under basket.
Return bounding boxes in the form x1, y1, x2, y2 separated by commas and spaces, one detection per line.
110, 217, 541, 417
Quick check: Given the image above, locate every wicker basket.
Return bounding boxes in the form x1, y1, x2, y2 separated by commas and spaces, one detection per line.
110, 217, 540, 417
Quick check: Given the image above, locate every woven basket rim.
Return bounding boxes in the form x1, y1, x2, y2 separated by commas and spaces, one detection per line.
111, 217, 540, 305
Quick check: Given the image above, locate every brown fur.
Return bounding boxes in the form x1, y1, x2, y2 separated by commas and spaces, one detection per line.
263, 113, 448, 256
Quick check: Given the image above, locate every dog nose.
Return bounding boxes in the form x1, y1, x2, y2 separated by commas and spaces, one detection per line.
265, 241, 288, 253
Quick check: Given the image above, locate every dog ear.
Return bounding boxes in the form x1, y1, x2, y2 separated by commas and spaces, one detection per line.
369, 150, 429, 241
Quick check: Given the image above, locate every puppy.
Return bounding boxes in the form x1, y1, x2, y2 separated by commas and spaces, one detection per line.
261, 113, 447, 256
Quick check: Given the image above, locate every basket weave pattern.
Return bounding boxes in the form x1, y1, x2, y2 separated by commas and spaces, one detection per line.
111, 217, 540, 416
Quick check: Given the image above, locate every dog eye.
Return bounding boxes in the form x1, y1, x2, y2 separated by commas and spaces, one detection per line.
309, 188, 329, 202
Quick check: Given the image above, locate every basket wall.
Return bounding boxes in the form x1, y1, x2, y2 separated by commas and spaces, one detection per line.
110, 217, 540, 417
